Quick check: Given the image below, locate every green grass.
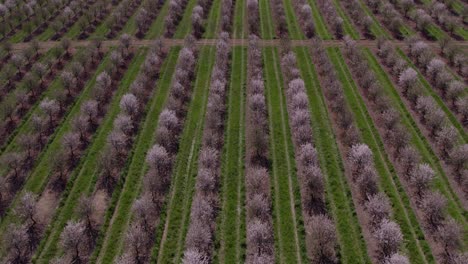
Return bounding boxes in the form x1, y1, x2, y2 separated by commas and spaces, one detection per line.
263, 46, 308, 264
144, 0, 172, 39
86, 48, 179, 264
150, 46, 216, 263
232, 0, 246, 38
293, 46, 370, 264
281, 0, 305, 39
173, 0, 199, 38
331, 0, 360, 39
283, 0, 305, 39
424, 24, 448, 41
90, 1, 138, 38
304, 0, 332, 39
214, 46, 247, 263
203, 0, 222, 38
31, 48, 152, 263
344, 0, 391, 38
395, 49, 467, 143
258, 0, 276, 39
328, 47, 435, 264
364, 49, 468, 241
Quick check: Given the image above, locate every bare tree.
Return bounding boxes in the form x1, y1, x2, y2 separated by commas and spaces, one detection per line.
39, 98, 60, 130
306, 214, 337, 264
365, 193, 392, 229
436, 126, 457, 157
247, 219, 273, 256
374, 219, 403, 258
435, 218, 462, 263
77, 195, 97, 241
4, 224, 29, 264
409, 163, 434, 199
62, 132, 81, 164
182, 249, 210, 264
384, 253, 410, 264
60, 220, 86, 263
120, 93, 139, 119
125, 224, 151, 264
349, 144, 373, 179
421, 191, 447, 231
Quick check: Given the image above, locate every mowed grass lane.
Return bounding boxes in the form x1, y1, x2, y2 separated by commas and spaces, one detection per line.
330, 0, 360, 39
173, 0, 201, 38
144, 0, 172, 39
364, 49, 468, 240
151, 46, 216, 263
233, 0, 246, 39
294, 47, 371, 264
215, 46, 247, 263
304, 0, 332, 39
281, 0, 305, 39
347, 0, 392, 38
90, 0, 146, 38
33, 47, 174, 263
258, 2, 307, 262
263, 46, 308, 264
259, 0, 275, 39
91, 48, 179, 264
328, 47, 434, 264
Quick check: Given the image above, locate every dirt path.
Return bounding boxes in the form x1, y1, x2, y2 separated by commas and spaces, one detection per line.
10, 39, 468, 51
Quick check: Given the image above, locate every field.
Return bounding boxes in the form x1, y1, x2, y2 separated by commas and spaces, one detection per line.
0, 0, 466, 263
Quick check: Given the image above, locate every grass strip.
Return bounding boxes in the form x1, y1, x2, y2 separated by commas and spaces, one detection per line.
232, 0, 246, 38
294, 46, 370, 263
150, 46, 216, 263
143, 0, 172, 39
330, 0, 360, 39
281, 0, 305, 39
203, 0, 222, 38
173, 0, 200, 38
304, 0, 332, 39
214, 46, 247, 263
342, 0, 391, 38
258, 0, 275, 39
263, 46, 308, 263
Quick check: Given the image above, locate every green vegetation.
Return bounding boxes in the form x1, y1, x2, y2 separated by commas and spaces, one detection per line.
331, 0, 360, 39
263, 46, 307, 264
305, 0, 332, 39
215, 46, 247, 263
